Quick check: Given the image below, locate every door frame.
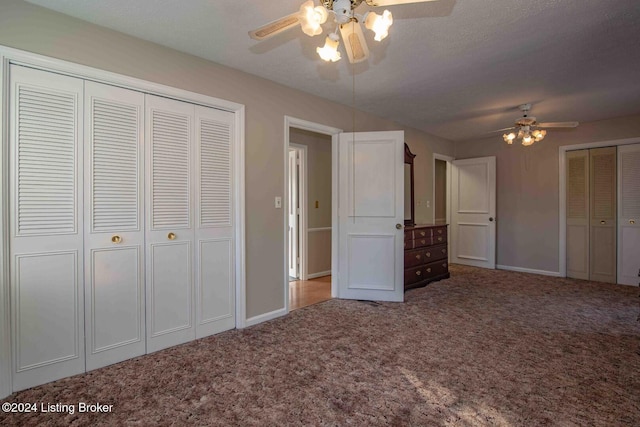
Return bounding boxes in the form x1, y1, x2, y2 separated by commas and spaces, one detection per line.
284, 117, 341, 312
0, 45, 246, 399
558, 137, 640, 278
288, 143, 307, 280
433, 153, 454, 262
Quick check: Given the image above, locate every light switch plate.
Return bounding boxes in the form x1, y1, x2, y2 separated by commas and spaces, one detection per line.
275, 196, 282, 208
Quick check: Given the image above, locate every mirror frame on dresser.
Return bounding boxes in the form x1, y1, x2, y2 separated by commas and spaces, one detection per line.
404, 143, 416, 226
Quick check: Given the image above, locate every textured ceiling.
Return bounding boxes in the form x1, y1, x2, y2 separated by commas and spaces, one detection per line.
24, 0, 640, 142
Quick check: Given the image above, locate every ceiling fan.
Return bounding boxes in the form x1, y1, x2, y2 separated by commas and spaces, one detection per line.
249, 0, 439, 64
497, 104, 579, 146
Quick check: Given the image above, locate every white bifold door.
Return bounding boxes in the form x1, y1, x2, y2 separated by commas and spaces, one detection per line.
618, 144, 640, 286
146, 95, 235, 353
8, 65, 236, 392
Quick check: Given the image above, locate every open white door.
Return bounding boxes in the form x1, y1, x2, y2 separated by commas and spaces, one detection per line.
451, 157, 496, 269
337, 131, 404, 302
288, 149, 299, 279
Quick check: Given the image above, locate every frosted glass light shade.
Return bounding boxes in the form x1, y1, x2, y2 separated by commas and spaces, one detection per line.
300, 0, 328, 37
503, 132, 516, 144
365, 10, 393, 41
317, 35, 341, 62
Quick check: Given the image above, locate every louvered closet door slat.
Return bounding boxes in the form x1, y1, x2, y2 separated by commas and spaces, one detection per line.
195, 106, 235, 339
566, 150, 589, 280
617, 143, 640, 285
9, 65, 85, 392
589, 147, 617, 284
84, 81, 146, 371
146, 95, 195, 354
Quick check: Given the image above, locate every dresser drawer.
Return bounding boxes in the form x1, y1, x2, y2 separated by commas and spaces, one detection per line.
423, 260, 448, 279
423, 244, 448, 262
412, 228, 430, 240
404, 230, 413, 242
405, 248, 426, 268
432, 232, 447, 245
404, 265, 425, 286
411, 237, 432, 249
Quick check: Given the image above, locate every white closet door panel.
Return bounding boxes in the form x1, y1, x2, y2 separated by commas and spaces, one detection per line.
194, 106, 235, 338
589, 147, 616, 284
148, 243, 193, 352
618, 144, 640, 286
9, 65, 85, 391
84, 81, 145, 371
566, 150, 590, 280
146, 95, 195, 353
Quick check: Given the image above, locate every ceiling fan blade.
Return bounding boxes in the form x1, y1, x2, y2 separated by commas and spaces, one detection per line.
339, 21, 370, 64
365, 0, 440, 6
538, 121, 579, 128
249, 13, 300, 41
488, 126, 517, 134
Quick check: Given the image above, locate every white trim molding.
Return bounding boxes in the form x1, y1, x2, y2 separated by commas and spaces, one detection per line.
245, 308, 288, 328
289, 143, 308, 281
0, 45, 247, 396
308, 271, 331, 279
496, 265, 562, 277
308, 227, 332, 233
558, 137, 640, 278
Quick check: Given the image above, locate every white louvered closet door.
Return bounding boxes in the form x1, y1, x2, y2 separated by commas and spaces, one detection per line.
145, 95, 196, 353
9, 65, 85, 391
566, 150, 590, 280
618, 144, 640, 286
589, 147, 617, 284
84, 82, 145, 370
194, 106, 236, 338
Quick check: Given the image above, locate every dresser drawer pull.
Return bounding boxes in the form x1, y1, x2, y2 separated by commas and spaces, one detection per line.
426, 268, 431, 273
442, 263, 447, 268
416, 270, 421, 276
426, 252, 431, 257
421, 239, 426, 245
438, 229, 443, 234
415, 254, 421, 260
442, 249, 447, 254
420, 231, 426, 237
437, 237, 443, 242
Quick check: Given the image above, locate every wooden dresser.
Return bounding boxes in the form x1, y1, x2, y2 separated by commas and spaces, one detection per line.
404, 224, 450, 290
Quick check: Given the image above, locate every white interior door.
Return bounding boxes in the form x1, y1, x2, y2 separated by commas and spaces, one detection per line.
84, 81, 146, 370
451, 157, 496, 269
288, 149, 299, 279
337, 131, 404, 302
194, 105, 236, 338
9, 65, 85, 391
145, 94, 195, 353
618, 143, 640, 286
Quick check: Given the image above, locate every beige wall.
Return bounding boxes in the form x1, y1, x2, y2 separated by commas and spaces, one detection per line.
454, 114, 640, 273
434, 159, 447, 222
290, 128, 332, 276
0, 0, 454, 319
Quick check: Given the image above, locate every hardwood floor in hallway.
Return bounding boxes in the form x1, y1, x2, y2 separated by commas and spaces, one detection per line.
289, 275, 332, 310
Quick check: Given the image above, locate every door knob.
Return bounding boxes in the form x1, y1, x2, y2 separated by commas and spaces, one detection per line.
111, 235, 122, 244
396, 224, 403, 229
631, 220, 636, 225
168, 232, 176, 240
489, 217, 494, 222
600, 220, 606, 225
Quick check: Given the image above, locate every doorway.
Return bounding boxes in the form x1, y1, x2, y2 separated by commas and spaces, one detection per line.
433, 154, 454, 261
285, 117, 340, 311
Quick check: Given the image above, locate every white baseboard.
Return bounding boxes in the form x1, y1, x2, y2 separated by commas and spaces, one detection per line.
307, 270, 331, 279
245, 308, 288, 328
496, 265, 562, 277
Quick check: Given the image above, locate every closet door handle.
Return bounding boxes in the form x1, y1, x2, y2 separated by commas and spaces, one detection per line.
631, 220, 636, 225
167, 232, 176, 240
600, 220, 606, 225
111, 235, 122, 244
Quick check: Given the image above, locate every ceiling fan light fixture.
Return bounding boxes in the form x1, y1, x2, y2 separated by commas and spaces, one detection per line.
317, 33, 342, 62
300, 0, 329, 36
521, 133, 534, 146
503, 132, 516, 144
532, 129, 546, 142
364, 10, 393, 41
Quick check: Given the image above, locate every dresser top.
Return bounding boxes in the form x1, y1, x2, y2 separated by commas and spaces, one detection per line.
405, 223, 448, 231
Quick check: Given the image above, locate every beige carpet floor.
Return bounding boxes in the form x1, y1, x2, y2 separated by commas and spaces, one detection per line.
1, 265, 639, 426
